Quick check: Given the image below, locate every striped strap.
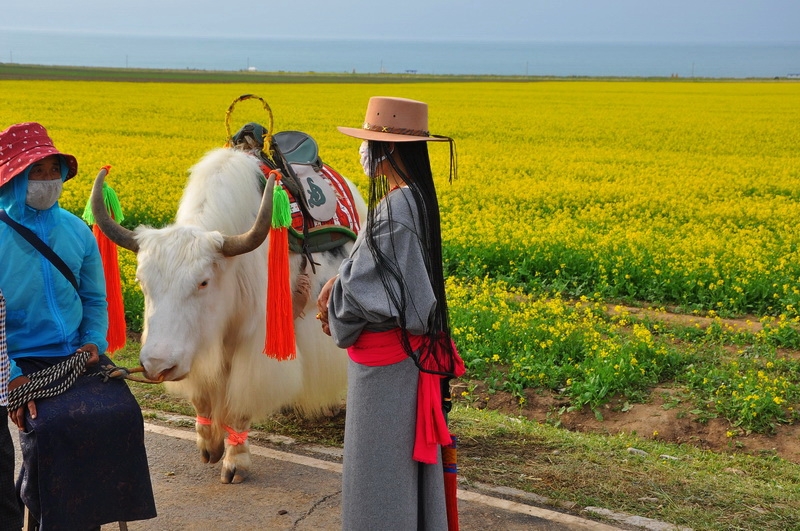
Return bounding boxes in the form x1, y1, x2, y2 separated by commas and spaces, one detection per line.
7, 351, 91, 411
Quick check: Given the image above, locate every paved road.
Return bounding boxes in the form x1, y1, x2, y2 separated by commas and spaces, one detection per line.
10, 416, 624, 530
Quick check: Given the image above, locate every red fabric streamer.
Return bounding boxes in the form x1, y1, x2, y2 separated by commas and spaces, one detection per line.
347, 328, 464, 464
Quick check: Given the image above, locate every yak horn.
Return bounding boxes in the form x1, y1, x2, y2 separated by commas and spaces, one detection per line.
221, 173, 276, 257
91, 167, 140, 253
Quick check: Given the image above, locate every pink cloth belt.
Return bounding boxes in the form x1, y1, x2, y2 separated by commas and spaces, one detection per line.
347, 328, 464, 464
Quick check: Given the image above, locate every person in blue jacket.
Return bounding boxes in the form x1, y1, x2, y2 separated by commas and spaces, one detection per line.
0, 122, 156, 530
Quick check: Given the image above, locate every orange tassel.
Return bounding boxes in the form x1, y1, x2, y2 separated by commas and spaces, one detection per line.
94, 225, 127, 353
82, 166, 127, 354
264, 171, 296, 359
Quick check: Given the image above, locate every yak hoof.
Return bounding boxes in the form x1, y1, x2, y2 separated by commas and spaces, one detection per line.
220, 465, 247, 484
323, 404, 342, 418
201, 447, 224, 464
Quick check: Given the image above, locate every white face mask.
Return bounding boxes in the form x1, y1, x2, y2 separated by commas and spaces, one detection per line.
359, 141, 393, 177
26, 179, 63, 210
359, 141, 372, 176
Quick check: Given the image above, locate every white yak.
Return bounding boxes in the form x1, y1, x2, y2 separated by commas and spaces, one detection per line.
92, 147, 366, 483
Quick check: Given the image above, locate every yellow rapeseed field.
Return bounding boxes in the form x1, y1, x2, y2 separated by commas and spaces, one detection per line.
3, 80, 798, 316
3, 79, 800, 429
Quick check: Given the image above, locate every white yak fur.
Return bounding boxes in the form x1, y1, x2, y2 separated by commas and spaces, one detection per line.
132, 147, 365, 482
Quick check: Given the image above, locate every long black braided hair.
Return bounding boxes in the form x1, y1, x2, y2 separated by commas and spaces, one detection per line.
363, 139, 459, 377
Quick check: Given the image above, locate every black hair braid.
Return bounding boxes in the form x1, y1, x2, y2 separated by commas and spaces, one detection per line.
364, 141, 458, 377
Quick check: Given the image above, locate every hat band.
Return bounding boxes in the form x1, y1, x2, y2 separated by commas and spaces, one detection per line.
363, 122, 430, 138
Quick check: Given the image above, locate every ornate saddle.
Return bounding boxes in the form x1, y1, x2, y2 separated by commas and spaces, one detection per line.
231, 123, 360, 256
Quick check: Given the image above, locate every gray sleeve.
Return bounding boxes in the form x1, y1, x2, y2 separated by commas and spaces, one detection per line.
327, 189, 436, 348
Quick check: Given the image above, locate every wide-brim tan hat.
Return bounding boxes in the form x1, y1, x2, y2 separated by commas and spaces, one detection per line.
337, 97, 450, 142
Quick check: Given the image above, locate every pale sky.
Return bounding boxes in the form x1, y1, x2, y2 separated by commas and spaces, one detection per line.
2, 0, 798, 43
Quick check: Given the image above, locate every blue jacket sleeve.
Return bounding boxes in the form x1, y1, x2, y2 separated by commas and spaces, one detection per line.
9, 359, 22, 382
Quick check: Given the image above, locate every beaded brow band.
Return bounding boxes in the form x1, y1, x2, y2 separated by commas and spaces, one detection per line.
362, 122, 430, 137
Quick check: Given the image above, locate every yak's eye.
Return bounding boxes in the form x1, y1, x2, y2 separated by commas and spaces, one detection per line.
199, 280, 209, 289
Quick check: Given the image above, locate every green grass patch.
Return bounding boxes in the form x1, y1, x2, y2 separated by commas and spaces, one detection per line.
451, 406, 800, 531
448, 277, 800, 433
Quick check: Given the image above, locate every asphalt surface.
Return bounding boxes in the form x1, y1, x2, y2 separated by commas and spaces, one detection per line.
10, 416, 626, 530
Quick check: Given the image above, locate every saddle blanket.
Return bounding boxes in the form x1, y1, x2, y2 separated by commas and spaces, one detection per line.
259, 160, 361, 254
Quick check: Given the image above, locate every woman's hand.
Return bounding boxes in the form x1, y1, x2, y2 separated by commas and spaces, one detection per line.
80, 343, 100, 367
316, 276, 337, 336
8, 376, 35, 430
6, 346, 101, 430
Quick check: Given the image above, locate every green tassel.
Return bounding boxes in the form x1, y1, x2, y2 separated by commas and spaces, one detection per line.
272, 182, 292, 229
83, 182, 125, 224
82, 191, 94, 224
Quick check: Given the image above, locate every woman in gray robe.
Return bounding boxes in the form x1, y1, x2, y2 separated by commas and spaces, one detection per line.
317, 97, 463, 531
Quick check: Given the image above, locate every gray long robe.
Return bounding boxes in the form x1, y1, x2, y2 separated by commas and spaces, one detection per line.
329, 187, 448, 530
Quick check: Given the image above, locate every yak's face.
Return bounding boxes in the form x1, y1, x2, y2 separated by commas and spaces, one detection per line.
88, 148, 276, 382
135, 225, 230, 382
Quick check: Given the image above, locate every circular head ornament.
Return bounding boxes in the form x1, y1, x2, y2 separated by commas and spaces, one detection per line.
225, 94, 275, 150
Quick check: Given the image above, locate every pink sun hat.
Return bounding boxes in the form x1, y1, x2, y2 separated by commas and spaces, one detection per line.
337, 97, 452, 143
0, 122, 78, 187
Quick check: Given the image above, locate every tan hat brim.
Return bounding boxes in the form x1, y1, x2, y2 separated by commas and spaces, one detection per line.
337, 126, 450, 143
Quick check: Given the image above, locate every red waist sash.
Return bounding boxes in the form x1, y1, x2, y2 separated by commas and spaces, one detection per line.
347, 328, 464, 464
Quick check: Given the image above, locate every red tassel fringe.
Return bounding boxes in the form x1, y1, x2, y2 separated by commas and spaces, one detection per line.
93, 225, 127, 354
264, 226, 296, 359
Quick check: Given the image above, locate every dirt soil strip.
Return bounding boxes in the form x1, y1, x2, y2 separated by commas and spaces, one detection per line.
608, 305, 764, 333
